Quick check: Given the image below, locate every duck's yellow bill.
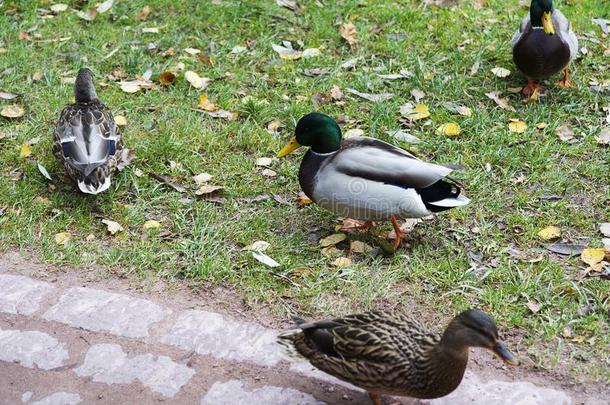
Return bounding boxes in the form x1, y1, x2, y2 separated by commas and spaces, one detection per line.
542, 12, 555, 35
277, 137, 302, 157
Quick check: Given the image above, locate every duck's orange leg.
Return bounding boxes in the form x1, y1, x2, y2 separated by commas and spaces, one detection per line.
343, 220, 375, 232
522, 79, 544, 103
368, 392, 382, 405
556, 68, 572, 88
390, 215, 405, 250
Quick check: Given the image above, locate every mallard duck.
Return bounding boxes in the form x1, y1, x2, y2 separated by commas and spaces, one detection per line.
277, 113, 469, 249
278, 309, 517, 404
53, 68, 123, 194
512, 0, 578, 100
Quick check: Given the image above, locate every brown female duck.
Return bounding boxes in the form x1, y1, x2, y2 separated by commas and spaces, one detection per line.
53, 68, 123, 194
278, 309, 517, 404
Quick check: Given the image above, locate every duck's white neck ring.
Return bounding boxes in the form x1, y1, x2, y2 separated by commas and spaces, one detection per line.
310, 150, 337, 157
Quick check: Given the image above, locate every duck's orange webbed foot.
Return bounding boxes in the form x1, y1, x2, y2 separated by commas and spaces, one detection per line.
342, 219, 375, 232
368, 392, 382, 405
556, 68, 572, 88
389, 215, 406, 251
522, 79, 544, 103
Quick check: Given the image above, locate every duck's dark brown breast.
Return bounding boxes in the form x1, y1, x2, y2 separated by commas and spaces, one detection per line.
299, 150, 331, 201
513, 29, 571, 79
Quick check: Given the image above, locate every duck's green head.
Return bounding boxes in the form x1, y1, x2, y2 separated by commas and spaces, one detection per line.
530, 0, 555, 35
443, 309, 519, 366
278, 113, 342, 157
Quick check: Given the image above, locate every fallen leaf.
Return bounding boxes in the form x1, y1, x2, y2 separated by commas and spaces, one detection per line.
136, 5, 151, 21
339, 23, 358, 49
555, 124, 575, 143
546, 243, 586, 256
192, 172, 213, 185
199, 109, 236, 120
159, 71, 176, 86
302, 48, 321, 58
261, 168, 277, 177
0, 91, 18, 100
592, 18, 609, 35
252, 251, 280, 267
377, 69, 414, 80
50, 4, 68, 12
485, 92, 513, 111
37, 162, 52, 180
102, 219, 123, 235
143, 220, 161, 230
581, 248, 605, 267
387, 130, 421, 144
184, 71, 209, 89
149, 173, 186, 193
266, 119, 283, 134
197, 94, 218, 111
77, 8, 97, 21
346, 88, 393, 102
276, 0, 298, 11
242, 240, 271, 252
411, 88, 426, 102
184, 47, 201, 55
96, 0, 114, 13
400, 103, 430, 121
20, 144, 32, 157
296, 192, 312, 206
272, 43, 302, 60
194, 185, 224, 195
600, 223, 610, 238
1, 104, 25, 118
330, 85, 344, 101
114, 149, 134, 172
596, 128, 610, 146
350, 240, 373, 254
320, 233, 347, 247
197, 54, 214, 66
491, 67, 511, 77
54, 232, 71, 246
344, 128, 364, 138
332, 257, 352, 267
341, 57, 362, 69
142, 27, 159, 33
456, 105, 472, 116
256, 157, 277, 166
289, 267, 311, 278
470, 60, 480, 76
526, 301, 541, 314
508, 119, 527, 133
436, 123, 461, 136
32, 71, 44, 81
387, 218, 421, 239
114, 115, 127, 126
302, 68, 330, 77
537, 226, 561, 240
231, 45, 247, 54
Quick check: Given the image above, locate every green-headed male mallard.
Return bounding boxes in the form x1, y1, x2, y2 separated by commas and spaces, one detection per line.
278, 309, 517, 405
277, 113, 469, 249
53, 68, 123, 194
512, 0, 578, 100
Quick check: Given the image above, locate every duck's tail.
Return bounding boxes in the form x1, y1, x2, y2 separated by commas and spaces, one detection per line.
418, 176, 470, 212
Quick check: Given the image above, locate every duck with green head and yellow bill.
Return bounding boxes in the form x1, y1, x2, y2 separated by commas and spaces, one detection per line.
278, 113, 470, 250
512, 0, 578, 102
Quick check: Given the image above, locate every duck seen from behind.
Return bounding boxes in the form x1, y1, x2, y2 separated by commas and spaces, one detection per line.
277, 113, 470, 250
512, 0, 578, 101
278, 309, 518, 405
53, 68, 123, 194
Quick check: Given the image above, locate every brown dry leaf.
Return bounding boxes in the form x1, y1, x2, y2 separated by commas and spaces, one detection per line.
555, 124, 575, 143
114, 115, 127, 126
332, 257, 352, 267
197, 54, 214, 66
537, 226, 561, 240
102, 219, 123, 235
200, 109, 236, 120
456, 105, 472, 117
296, 191, 312, 206
596, 127, 610, 146
32, 71, 44, 81
19, 32, 31, 41
485, 92, 513, 111
266, 118, 282, 133
1, 104, 25, 118
197, 94, 218, 111
290, 267, 312, 278
581, 248, 605, 267
143, 220, 161, 230
320, 233, 347, 247
400, 103, 430, 121
491, 67, 511, 78
20, 144, 32, 158
508, 119, 527, 133
54, 232, 71, 247
330, 85, 344, 101
194, 185, 224, 196
159, 71, 176, 86
340, 23, 358, 49
116, 149, 135, 171
185, 71, 209, 89
526, 301, 541, 314
192, 172, 213, 185
536, 122, 548, 129
162, 48, 176, 57
387, 218, 421, 239
136, 5, 151, 21
77, 8, 97, 21
436, 123, 461, 136
350, 240, 373, 254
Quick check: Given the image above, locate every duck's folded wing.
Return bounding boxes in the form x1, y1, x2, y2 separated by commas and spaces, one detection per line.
511, 15, 530, 46
333, 137, 453, 189
553, 9, 578, 60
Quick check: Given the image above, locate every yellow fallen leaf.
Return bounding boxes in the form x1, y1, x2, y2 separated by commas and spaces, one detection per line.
296, 192, 312, 206
320, 233, 347, 247
536, 122, 548, 129
198, 94, 218, 111
143, 220, 161, 230
114, 115, 127, 126
1, 104, 25, 118
54, 232, 71, 246
412, 103, 430, 120
436, 123, 461, 136
508, 119, 527, 133
332, 257, 352, 267
184, 71, 209, 89
581, 248, 605, 267
537, 226, 561, 240
20, 143, 32, 158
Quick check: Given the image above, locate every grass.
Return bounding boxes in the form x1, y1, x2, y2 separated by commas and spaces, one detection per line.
1, 0, 609, 383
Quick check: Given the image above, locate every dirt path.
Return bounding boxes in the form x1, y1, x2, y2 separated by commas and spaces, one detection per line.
0, 251, 605, 404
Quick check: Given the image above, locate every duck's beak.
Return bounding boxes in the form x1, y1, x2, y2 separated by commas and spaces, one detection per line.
277, 137, 302, 157
493, 342, 519, 366
542, 11, 555, 35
